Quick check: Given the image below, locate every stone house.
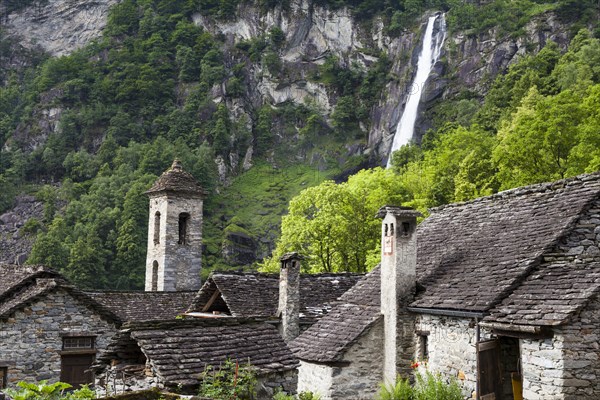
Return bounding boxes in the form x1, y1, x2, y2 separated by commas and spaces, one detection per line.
0, 264, 195, 390
291, 172, 600, 400
93, 318, 299, 398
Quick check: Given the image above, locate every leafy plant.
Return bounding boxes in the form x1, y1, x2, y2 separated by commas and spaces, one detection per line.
376, 372, 462, 400
4, 381, 95, 400
198, 358, 257, 400
297, 392, 321, 400
376, 376, 413, 400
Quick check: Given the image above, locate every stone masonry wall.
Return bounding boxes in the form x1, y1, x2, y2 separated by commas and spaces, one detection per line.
296, 320, 383, 399
520, 336, 564, 399
330, 319, 384, 400
257, 370, 298, 399
296, 361, 334, 399
0, 289, 117, 385
522, 294, 600, 400
415, 314, 489, 399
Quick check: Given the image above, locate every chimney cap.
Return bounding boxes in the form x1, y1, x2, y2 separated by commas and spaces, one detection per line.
376, 205, 423, 219
280, 252, 305, 262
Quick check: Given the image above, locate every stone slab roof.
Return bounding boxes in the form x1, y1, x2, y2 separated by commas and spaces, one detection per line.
188, 272, 362, 324
145, 159, 206, 196
87, 291, 197, 322
0, 277, 121, 323
0, 264, 58, 301
485, 259, 600, 326
290, 267, 381, 362
97, 319, 298, 387
413, 173, 600, 312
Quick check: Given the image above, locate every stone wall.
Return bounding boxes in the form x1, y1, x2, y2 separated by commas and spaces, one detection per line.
0, 289, 117, 386
297, 319, 384, 400
296, 361, 334, 398
257, 370, 298, 399
331, 319, 384, 399
521, 294, 600, 400
520, 336, 564, 399
415, 314, 487, 399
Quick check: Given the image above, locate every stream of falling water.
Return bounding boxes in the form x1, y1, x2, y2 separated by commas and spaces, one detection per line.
387, 13, 446, 167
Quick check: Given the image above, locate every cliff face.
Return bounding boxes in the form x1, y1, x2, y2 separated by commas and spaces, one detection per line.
0, 0, 572, 162
2, 0, 119, 57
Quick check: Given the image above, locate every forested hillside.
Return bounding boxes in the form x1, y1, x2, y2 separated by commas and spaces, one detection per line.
0, 0, 598, 287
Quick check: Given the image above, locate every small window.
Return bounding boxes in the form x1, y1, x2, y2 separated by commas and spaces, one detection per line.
151, 261, 159, 292
418, 334, 429, 360
63, 337, 95, 350
0, 367, 7, 389
154, 211, 161, 245
178, 213, 190, 245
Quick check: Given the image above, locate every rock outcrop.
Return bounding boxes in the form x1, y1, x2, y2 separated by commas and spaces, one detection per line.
0, 195, 45, 264
0, 0, 574, 163
2, 0, 120, 57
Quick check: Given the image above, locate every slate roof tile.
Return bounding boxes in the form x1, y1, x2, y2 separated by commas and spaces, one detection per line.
485, 261, 600, 326
145, 160, 206, 196
189, 272, 362, 324
97, 319, 298, 387
290, 267, 381, 362
87, 291, 197, 322
413, 172, 600, 312
0, 264, 58, 301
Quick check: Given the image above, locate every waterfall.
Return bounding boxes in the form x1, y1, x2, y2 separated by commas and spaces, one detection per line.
387, 13, 446, 167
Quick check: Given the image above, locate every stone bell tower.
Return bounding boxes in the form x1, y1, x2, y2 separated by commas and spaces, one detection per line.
145, 160, 206, 292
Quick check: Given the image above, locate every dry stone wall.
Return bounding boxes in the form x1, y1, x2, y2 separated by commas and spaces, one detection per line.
415, 314, 490, 399
0, 289, 117, 385
522, 295, 600, 400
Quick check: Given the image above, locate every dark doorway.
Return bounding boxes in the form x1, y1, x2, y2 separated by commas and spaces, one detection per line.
0, 366, 7, 389
60, 354, 94, 388
499, 337, 521, 400
478, 339, 501, 399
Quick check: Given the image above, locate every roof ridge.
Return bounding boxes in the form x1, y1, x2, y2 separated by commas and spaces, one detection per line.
429, 171, 600, 213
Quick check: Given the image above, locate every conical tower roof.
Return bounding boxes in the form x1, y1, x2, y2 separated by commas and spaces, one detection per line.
145, 159, 206, 197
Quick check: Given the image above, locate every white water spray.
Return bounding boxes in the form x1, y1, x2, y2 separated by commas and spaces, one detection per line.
387, 13, 446, 167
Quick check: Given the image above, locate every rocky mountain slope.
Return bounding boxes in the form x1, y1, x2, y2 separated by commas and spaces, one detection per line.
1, 0, 572, 162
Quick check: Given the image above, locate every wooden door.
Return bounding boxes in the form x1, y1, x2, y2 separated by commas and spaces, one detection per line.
478, 339, 502, 400
60, 354, 94, 388
0, 367, 7, 389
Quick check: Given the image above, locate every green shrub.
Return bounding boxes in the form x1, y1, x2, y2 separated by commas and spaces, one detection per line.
376, 376, 413, 400
198, 358, 257, 400
4, 381, 95, 400
298, 391, 321, 400
20, 218, 43, 235
272, 392, 295, 400
376, 372, 462, 400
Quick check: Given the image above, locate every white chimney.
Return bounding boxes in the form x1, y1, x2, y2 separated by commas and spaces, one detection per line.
377, 205, 421, 385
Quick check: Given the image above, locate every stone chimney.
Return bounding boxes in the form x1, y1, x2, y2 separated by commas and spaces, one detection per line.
278, 252, 303, 342
377, 205, 421, 385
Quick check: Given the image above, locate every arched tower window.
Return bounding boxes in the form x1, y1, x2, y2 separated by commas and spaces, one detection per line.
154, 212, 161, 245
151, 261, 159, 291
178, 213, 190, 245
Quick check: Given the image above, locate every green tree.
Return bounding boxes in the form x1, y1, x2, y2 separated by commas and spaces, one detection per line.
263, 168, 405, 273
